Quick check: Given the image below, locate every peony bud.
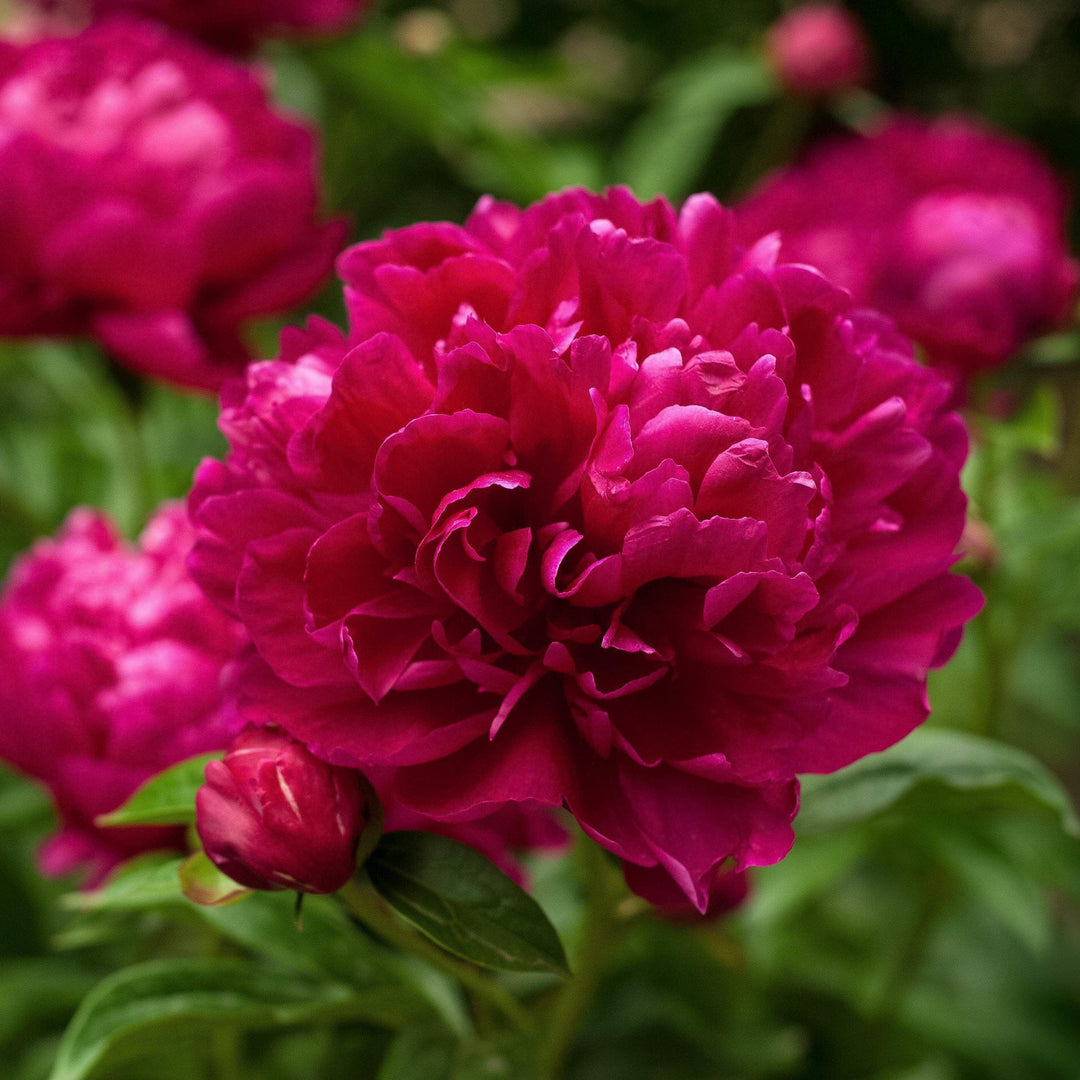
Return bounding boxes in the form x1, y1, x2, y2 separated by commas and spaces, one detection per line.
196, 725, 366, 894
765, 4, 871, 97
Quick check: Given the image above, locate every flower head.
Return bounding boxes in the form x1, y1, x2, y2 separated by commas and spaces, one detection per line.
736, 116, 1078, 380
189, 187, 982, 912
23, 0, 370, 53
0, 504, 246, 885
765, 4, 871, 97
0, 18, 345, 389
196, 724, 366, 893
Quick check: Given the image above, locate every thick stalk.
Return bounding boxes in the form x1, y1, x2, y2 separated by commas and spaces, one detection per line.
338, 875, 533, 1033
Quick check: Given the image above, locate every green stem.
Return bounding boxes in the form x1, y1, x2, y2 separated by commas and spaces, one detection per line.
207, 1028, 242, 1080
338, 875, 533, 1033
538, 834, 626, 1080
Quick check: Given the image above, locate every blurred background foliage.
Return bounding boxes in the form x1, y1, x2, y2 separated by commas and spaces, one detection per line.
2, 1, 1080, 1077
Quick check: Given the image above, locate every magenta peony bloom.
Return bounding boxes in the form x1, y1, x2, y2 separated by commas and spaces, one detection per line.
196, 724, 366, 892
0, 504, 247, 885
24, 0, 370, 53
765, 4, 870, 97
735, 116, 1079, 380
0, 18, 346, 390
188, 187, 982, 912
622, 861, 749, 921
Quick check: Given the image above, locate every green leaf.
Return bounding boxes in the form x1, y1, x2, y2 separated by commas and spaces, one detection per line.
68, 857, 419, 997
48, 959, 415, 1080
614, 48, 775, 200
0, 960, 98, 1048
797, 728, 1080, 837
922, 827, 1052, 955
178, 851, 252, 907
378, 1022, 456, 1080
366, 832, 569, 976
96, 754, 217, 828
65, 854, 187, 913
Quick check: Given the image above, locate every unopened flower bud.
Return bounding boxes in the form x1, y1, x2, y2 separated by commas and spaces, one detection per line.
196, 725, 366, 894
766, 4, 871, 97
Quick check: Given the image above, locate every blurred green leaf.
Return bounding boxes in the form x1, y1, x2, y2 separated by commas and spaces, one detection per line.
48, 959, 414, 1080
797, 728, 1079, 837
97, 755, 216, 829
71, 858, 415, 996
0, 960, 97, 1048
367, 832, 569, 976
615, 48, 774, 199
65, 855, 187, 915
378, 1021, 456, 1080
920, 827, 1052, 955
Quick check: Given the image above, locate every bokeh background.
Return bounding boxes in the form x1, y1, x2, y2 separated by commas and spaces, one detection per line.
2, 2, 1080, 1077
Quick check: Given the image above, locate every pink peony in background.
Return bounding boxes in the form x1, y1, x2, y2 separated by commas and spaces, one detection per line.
0, 18, 346, 390
735, 116, 1078, 381
21, 0, 370, 53
765, 3, 871, 97
188, 186, 982, 913
0, 504, 247, 885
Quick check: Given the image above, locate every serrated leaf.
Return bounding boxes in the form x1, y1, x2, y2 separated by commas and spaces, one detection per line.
366, 832, 569, 976
96, 754, 217, 828
48, 959, 416, 1080
797, 728, 1080, 837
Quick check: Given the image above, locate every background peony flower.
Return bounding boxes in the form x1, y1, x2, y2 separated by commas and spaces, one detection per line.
197, 724, 367, 893
188, 187, 982, 913
22, 0, 370, 53
765, 3, 871, 97
0, 18, 346, 390
735, 116, 1079, 381
0, 503, 247, 885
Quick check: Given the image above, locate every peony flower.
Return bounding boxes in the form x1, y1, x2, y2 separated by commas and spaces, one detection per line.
0, 504, 247, 885
188, 186, 982, 912
622, 861, 749, 921
22, 0, 370, 53
765, 4, 871, 97
0, 18, 346, 390
196, 724, 366, 893
735, 116, 1079, 380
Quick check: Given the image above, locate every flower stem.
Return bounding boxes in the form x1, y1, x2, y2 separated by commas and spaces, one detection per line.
538, 833, 626, 1080
207, 1028, 241, 1080
337, 875, 533, 1033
